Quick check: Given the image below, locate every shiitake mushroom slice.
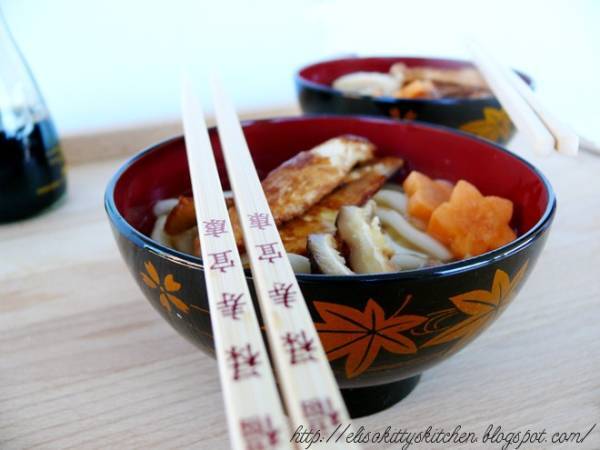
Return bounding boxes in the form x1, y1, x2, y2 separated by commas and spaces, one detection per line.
307, 234, 353, 276
335, 201, 395, 274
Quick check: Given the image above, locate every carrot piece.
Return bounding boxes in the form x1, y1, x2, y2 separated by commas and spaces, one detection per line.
427, 180, 516, 258
403, 171, 453, 224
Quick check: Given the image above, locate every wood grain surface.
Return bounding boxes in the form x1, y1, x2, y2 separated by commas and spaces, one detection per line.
1, 131, 598, 450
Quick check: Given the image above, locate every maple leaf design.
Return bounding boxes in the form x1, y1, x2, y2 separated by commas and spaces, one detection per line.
422, 261, 529, 349
140, 261, 189, 314
314, 298, 427, 378
459, 107, 512, 142
389, 107, 418, 121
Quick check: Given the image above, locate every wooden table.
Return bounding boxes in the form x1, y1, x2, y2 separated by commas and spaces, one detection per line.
1, 127, 599, 450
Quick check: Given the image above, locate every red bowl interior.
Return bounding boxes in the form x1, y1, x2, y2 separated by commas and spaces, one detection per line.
112, 116, 549, 241
297, 56, 532, 90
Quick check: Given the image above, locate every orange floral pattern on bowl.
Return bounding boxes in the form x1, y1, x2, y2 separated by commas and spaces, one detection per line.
314, 295, 426, 379
389, 108, 417, 121
422, 261, 528, 350
459, 107, 512, 142
315, 261, 529, 379
137, 258, 528, 379
140, 261, 189, 314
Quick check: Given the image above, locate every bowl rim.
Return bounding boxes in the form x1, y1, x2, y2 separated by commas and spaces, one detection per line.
105, 115, 556, 283
295, 55, 533, 107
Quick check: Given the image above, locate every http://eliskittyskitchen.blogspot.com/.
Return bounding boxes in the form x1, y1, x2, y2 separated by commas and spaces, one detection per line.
290, 423, 598, 449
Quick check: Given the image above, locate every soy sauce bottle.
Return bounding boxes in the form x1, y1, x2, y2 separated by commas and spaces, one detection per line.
0, 10, 66, 222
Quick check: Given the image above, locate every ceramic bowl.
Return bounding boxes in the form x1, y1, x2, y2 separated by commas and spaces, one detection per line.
296, 56, 532, 144
105, 116, 555, 417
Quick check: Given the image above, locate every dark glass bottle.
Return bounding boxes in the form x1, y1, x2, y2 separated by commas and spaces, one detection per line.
0, 10, 66, 222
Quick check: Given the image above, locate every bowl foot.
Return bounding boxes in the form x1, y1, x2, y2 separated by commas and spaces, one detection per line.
341, 374, 421, 418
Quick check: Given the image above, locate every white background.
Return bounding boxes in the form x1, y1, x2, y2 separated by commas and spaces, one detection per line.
1, 0, 599, 140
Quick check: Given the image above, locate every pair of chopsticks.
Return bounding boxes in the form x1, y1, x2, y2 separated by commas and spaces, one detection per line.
467, 41, 580, 156
181, 75, 358, 450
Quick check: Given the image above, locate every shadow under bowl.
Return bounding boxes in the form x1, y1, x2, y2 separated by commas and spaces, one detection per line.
105, 116, 554, 417
296, 56, 533, 145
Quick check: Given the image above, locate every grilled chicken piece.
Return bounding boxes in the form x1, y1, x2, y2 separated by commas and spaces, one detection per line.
279, 157, 403, 255
233, 135, 374, 224
165, 195, 234, 235
167, 135, 375, 241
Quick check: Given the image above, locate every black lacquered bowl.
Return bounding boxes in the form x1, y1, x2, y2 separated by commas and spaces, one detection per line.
105, 116, 555, 417
296, 56, 532, 144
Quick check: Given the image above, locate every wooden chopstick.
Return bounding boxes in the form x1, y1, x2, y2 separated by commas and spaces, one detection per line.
469, 41, 579, 156
181, 75, 292, 450
580, 135, 600, 155
210, 75, 359, 449
467, 42, 556, 156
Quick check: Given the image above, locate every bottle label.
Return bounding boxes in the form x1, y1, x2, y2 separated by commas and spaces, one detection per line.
36, 144, 66, 196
